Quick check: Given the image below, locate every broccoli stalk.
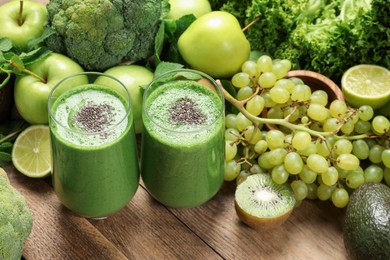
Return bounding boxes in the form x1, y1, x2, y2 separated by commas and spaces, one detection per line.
45, 0, 168, 71
0, 168, 33, 260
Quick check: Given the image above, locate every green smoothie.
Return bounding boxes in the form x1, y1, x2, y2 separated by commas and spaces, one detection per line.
141, 79, 224, 208
50, 84, 139, 218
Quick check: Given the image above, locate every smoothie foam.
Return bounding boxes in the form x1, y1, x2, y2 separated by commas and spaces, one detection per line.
52, 85, 128, 146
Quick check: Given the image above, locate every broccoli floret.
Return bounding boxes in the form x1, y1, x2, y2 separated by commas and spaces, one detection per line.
45, 0, 166, 71
0, 168, 33, 260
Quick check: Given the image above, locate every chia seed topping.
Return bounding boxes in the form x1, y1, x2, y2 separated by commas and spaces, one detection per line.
169, 97, 206, 125
73, 103, 114, 133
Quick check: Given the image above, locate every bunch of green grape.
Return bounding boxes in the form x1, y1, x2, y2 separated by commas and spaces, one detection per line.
224, 55, 390, 208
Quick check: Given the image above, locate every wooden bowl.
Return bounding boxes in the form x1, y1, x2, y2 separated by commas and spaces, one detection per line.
286, 70, 344, 101
264, 70, 344, 131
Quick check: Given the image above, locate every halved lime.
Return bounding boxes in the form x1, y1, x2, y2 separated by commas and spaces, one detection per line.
341, 64, 390, 109
12, 125, 51, 178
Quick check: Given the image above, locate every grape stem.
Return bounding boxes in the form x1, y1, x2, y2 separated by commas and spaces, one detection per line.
219, 81, 381, 141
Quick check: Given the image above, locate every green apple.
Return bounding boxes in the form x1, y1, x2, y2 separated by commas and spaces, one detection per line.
14, 53, 86, 124
178, 11, 250, 79
166, 0, 211, 20
97, 65, 154, 134
0, 0, 48, 51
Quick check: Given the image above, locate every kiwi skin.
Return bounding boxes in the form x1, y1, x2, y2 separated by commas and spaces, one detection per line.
234, 173, 295, 231
235, 201, 294, 231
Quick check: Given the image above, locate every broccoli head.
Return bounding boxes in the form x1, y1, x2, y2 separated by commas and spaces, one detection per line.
0, 168, 33, 260
45, 0, 166, 71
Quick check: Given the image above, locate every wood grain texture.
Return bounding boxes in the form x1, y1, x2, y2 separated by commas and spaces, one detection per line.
5, 163, 348, 260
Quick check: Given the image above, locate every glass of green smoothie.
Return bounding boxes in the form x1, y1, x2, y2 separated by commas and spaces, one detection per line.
48, 72, 139, 219
141, 69, 225, 208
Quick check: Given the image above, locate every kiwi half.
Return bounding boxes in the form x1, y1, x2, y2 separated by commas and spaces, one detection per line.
234, 173, 295, 231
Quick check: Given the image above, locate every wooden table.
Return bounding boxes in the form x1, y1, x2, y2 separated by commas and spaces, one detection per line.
5, 162, 348, 259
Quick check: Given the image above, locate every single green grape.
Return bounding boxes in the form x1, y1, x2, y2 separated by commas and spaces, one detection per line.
254, 140, 268, 155
258, 152, 274, 170
225, 141, 238, 161
329, 100, 347, 119
317, 183, 336, 201
310, 90, 328, 106
225, 113, 237, 129
292, 131, 312, 151
267, 148, 288, 166
307, 154, 329, 174
354, 119, 371, 134
225, 128, 240, 141
224, 160, 241, 181
284, 152, 304, 175
321, 166, 339, 186
352, 139, 369, 160
299, 165, 318, 184
307, 103, 329, 122
358, 105, 374, 121
381, 149, 390, 168
258, 72, 277, 88
331, 187, 349, 208
334, 139, 353, 155
265, 129, 285, 150
236, 86, 253, 101
271, 164, 289, 184
246, 95, 265, 116
241, 60, 258, 78
340, 120, 354, 135
291, 180, 308, 201
336, 154, 360, 171
266, 105, 284, 119
256, 55, 273, 73
269, 86, 290, 104
368, 144, 384, 164
322, 118, 341, 132
345, 171, 365, 189
371, 115, 389, 134
236, 112, 252, 131
364, 165, 383, 183
291, 84, 311, 102
231, 72, 250, 88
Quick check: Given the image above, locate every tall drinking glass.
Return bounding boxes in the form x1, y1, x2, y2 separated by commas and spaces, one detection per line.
141, 69, 225, 208
48, 72, 139, 218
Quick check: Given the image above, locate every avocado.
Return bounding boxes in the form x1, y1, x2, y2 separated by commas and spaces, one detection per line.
343, 182, 390, 260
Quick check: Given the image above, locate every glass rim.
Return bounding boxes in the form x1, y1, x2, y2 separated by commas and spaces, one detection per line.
48, 71, 132, 136
142, 69, 225, 134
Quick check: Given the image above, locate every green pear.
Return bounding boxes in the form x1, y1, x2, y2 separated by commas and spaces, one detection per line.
178, 11, 250, 79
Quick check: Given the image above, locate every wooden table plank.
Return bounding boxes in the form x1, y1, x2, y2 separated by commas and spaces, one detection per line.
5, 164, 222, 259
168, 182, 348, 260
5, 162, 349, 259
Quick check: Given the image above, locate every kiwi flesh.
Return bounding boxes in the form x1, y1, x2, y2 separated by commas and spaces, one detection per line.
235, 173, 295, 231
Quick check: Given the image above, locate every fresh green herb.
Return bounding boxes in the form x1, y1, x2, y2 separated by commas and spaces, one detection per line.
0, 120, 29, 166
0, 34, 52, 89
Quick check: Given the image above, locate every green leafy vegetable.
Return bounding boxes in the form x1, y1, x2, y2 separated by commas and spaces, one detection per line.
211, 0, 390, 84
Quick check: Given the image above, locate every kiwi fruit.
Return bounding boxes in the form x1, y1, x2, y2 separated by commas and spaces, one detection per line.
234, 173, 295, 231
